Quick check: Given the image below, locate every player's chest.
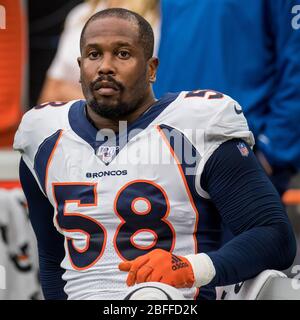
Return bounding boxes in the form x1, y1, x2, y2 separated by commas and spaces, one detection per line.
44, 127, 201, 262
45, 128, 197, 224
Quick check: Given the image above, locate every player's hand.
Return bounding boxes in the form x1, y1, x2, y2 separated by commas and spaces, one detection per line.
118, 248, 195, 288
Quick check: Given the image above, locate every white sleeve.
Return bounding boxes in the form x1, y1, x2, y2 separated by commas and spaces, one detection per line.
155, 91, 255, 198
194, 98, 255, 198
13, 101, 74, 189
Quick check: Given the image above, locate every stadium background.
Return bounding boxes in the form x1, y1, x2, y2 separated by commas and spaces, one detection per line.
0, 0, 299, 299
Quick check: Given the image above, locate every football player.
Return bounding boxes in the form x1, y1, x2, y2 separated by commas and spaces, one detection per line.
14, 8, 296, 300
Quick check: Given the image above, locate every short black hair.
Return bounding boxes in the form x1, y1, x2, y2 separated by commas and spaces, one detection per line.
80, 8, 154, 60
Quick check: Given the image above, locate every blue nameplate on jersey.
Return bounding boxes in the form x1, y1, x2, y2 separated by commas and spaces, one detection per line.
96, 145, 119, 165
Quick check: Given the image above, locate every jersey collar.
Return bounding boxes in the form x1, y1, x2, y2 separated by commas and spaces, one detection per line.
68, 92, 180, 153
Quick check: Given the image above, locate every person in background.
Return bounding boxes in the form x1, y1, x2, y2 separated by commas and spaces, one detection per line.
28, 0, 82, 107
154, 0, 300, 197
38, 0, 160, 103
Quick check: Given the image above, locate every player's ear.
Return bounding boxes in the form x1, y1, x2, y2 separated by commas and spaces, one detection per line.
77, 58, 82, 83
148, 57, 159, 83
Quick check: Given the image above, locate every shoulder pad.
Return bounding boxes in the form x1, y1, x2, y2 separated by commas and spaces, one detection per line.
13, 100, 80, 168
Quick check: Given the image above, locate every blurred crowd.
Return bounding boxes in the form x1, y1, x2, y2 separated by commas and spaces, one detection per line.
0, 0, 300, 298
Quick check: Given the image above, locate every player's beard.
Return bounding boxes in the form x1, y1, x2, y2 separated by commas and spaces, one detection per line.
83, 75, 147, 120
88, 98, 132, 119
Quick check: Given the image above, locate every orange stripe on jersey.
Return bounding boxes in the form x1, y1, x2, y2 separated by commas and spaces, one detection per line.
45, 130, 64, 193
156, 125, 201, 300
156, 125, 200, 253
0, 0, 27, 147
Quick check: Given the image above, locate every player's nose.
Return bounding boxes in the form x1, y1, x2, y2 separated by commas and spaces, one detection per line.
97, 53, 115, 75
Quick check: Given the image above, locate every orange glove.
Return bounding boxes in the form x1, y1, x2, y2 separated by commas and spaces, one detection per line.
118, 248, 195, 288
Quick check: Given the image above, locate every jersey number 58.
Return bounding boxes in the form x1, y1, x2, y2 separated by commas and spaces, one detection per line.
52, 181, 175, 270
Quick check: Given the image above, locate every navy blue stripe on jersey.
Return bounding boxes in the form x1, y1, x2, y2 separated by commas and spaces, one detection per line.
201, 139, 296, 287
20, 158, 67, 300
33, 129, 62, 193
157, 124, 221, 251
68, 93, 180, 155
158, 124, 200, 194
158, 124, 219, 300
68, 100, 97, 147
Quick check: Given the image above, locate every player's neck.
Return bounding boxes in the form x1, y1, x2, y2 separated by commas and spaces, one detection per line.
85, 94, 157, 132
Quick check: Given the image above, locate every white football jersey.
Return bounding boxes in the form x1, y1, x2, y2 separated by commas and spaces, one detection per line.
14, 90, 254, 300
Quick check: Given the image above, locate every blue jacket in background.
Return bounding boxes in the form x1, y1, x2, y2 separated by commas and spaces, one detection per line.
154, 0, 300, 171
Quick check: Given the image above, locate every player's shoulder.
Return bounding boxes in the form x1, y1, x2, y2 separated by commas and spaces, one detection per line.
158, 89, 254, 156
160, 89, 245, 130
18, 100, 75, 130
13, 100, 81, 156
160, 90, 254, 199
176, 89, 237, 113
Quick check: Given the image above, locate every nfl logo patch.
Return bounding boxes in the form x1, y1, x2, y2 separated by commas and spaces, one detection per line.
237, 142, 249, 157
97, 145, 119, 165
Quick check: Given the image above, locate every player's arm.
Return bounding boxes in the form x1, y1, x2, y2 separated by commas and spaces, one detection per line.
19, 158, 67, 299
119, 139, 296, 288
198, 138, 296, 286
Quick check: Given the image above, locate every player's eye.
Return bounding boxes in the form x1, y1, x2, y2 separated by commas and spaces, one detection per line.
117, 50, 130, 59
88, 51, 100, 59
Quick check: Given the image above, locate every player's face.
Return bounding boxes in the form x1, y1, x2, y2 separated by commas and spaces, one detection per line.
78, 17, 157, 120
